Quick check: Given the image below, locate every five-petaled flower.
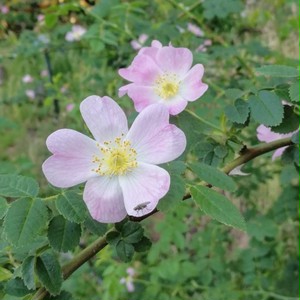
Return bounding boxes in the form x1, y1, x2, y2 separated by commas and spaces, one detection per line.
118, 40, 208, 115
42, 96, 186, 223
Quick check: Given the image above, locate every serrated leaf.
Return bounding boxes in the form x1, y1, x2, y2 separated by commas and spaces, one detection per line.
255, 65, 299, 77
191, 186, 246, 231
271, 106, 299, 134
3, 198, 48, 247
0, 197, 8, 219
116, 240, 134, 262
22, 256, 36, 290
84, 216, 107, 236
289, 82, 299, 103
225, 99, 249, 124
106, 231, 121, 246
56, 192, 87, 223
0, 267, 12, 281
0, 175, 39, 198
36, 251, 63, 295
249, 91, 284, 126
5, 278, 31, 296
133, 236, 152, 252
121, 222, 144, 244
189, 162, 237, 192
214, 145, 229, 158
48, 216, 81, 252
225, 88, 246, 100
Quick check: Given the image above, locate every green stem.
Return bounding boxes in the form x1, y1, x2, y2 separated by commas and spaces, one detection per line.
245, 290, 299, 300
185, 109, 223, 132
222, 137, 293, 174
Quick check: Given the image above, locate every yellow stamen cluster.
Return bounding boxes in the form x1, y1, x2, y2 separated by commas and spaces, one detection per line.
92, 136, 137, 176
154, 73, 180, 100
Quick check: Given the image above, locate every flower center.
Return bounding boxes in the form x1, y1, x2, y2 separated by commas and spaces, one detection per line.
92, 136, 137, 176
154, 73, 179, 100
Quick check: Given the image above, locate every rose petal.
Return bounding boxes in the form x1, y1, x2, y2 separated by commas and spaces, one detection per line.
180, 64, 208, 101
156, 46, 193, 79
42, 155, 96, 188
42, 129, 99, 188
163, 94, 188, 115
83, 176, 127, 223
126, 85, 162, 112
119, 163, 170, 217
118, 83, 135, 97
80, 95, 128, 143
118, 54, 162, 85
129, 121, 186, 164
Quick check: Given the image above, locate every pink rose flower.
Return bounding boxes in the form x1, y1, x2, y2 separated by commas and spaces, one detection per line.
66, 103, 75, 112
25, 89, 35, 99
65, 25, 86, 42
130, 34, 149, 50
22, 74, 34, 83
257, 125, 296, 160
118, 40, 208, 115
0, 5, 9, 14
187, 23, 204, 37
42, 96, 186, 223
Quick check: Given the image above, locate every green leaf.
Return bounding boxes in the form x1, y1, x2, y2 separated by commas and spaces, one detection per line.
3, 198, 48, 247
35, 251, 63, 295
0, 197, 8, 219
158, 174, 185, 212
214, 145, 229, 158
248, 91, 284, 126
225, 99, 249, 124
5, 278, 31, 296
0, 175, 39, 197
291, 131, 299, 144
121, 222, 144, 244
282, 146, 299, 166
189, 162, 237, 192
45, 14, 58, 28
289, 82, 299, 103
56, 192, 88, 223
133, 236, 152, 253
106, 231, 121, 246
271, 106, 299, 134
84, 216, 107, 236
225, 88, 246, 100
255, 65, 299, 77
47, 290, 74, 300
48, 216, 81, 252
116, 240, 134, 262
0, 267, 12, 282
191, 186, 246, 231
22, 256, 36, 290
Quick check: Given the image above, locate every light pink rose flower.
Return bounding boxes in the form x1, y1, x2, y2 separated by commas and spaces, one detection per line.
42, 96, 186, 223
65, 25, 86, 42
22, 74, 34, 83
0, 5, 9, 14
66, 103, 75, 112
118, 40, 208, 115
25, 89, 35, 99
37, 14, 44, 22
257, 125, 296, 160
187, 23, 204, 37
130, 34, 149, 50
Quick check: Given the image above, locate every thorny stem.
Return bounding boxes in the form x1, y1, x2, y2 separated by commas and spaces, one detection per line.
33, 136, 294, 300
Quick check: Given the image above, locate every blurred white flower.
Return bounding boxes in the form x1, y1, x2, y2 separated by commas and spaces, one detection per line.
40, 70, 48, 77
187, 23, 204, 37
65, 25, 86, 42
130, 34, 149, 50
22, 75, 34, 83
120, 267, 136, 292
25, 90, 35, 100
196, 39, 212, 52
